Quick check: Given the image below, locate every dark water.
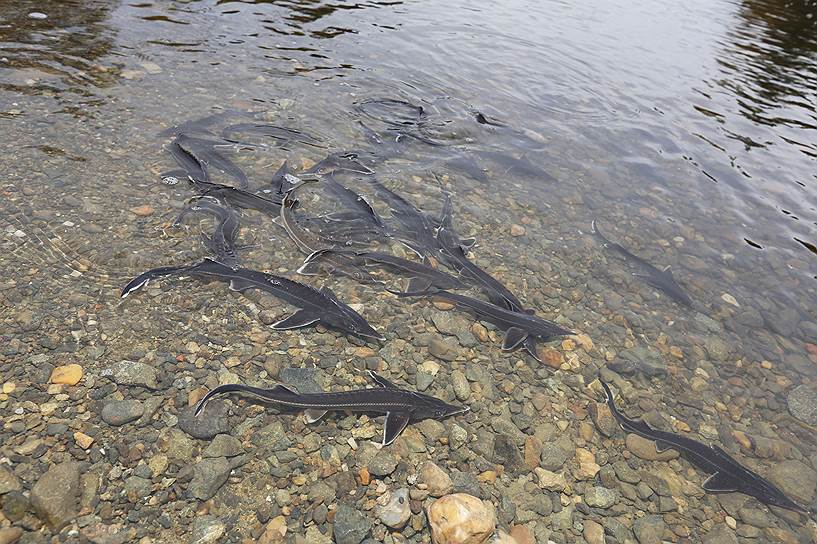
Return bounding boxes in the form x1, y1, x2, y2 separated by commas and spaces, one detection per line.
2, 0, 817, 537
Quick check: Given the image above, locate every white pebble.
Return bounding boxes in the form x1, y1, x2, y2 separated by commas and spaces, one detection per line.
28, 12, 48, 19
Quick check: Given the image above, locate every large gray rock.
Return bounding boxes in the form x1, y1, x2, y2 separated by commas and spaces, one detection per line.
768, 459, 817, 504
0, 466, 21, 495
189, 457, 231, 500
30, 461, 81, 530
788, 384, 817, 426
702, 524, 738, 544
189, 516, 226, 544
178, 402, 230, 440
102, 360, 159, 389
375, 488, 410, 529
333, 504, 371, 544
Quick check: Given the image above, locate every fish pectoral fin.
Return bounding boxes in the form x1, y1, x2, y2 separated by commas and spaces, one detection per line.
460, 237, 476, 250
382, 411, 411, 446
303, 409, 328, 423
296, 259, 323, 275
369, 371, 398, 389
272, 309, 321, 330
502, 327, 529, 351
407, 277, 432, 293
654, 440, 675, 453
523, 336, 541, 362
229, 279, 255, 292
702, 472, 741, 493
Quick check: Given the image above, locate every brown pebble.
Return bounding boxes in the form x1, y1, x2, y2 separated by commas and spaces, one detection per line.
510, 224, 526, 237
74, 432, 94, 450
538, 347, 563, 369
50, 364, 83, 386
354, 347, 377, 358
471, 323, 489, 343
510, 525, 535, 544
358, 467, 370, 486
129, 204, 154, 217
431, 300, 455, 311
188, 387, 208, 407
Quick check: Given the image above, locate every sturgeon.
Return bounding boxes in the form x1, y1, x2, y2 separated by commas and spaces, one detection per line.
195, 371, 468, 446
599, 379, 808, 514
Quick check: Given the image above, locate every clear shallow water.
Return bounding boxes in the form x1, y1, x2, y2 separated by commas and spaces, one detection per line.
2, 0, 817, 540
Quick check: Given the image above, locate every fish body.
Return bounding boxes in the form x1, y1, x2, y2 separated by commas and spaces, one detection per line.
120, 259, 383, 341
366, 178, 441, 257
220, 123, 321, 148
279, 183, 377, 283
166, 140, 208, 181
323, 175, 386, 229
599, 380, 808, 514
188, 177, 283, 215
195, 371, 468, 446
591, 219, 692, 307
392, 289, 572, 358
305, 249, 466, 291
174, 198, 241, 269
176, 134, 249, 188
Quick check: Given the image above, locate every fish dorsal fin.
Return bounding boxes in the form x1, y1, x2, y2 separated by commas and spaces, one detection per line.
382, 411, 411, 446
502, 327, 529, 351
702, 472, 741, 493
271, 309, 320, 330
407, 277, 432, 293
654, 440, 675, 453
460, 238, 476, 250
304, 409, 328, 423
369, 371, 398, 389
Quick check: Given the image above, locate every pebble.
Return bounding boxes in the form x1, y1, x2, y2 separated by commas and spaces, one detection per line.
369, 450, 398, 477
533, 468, 566, 492
50, 363, 83, 385
333, 504, 372, 544
258, 516, 287, 544
0, 466, 21, 494
632, 514, 665, 544
376, 488, 411, 529
427, 493, 496, 544
510, 224, 525, 237
129, 204, 155, 216
30, 461, 81, 530
574, 448, 600, 480
584, 486, 618, 508
189, 516, 226, 544
419, 461, 454, 497
768, 459, 817, 503
0, 528, 23, 544
721, 293, 739, 307
73, 431, 94, 449
178, 403, 230, 439
189, 457, 231, 500
28, 12, 47, 19
102, 399, 144, 426
452, 370, 471, 400
103, 360, 160, 389
787, 384, 817, 426
203, 434, 243, 458
583, 520, 604, 544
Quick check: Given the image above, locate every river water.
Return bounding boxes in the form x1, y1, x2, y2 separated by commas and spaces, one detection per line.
2, 0, 817, 542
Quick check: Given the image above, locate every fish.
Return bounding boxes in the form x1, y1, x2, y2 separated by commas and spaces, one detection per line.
390, 289, 572, 360
220, 123, 322, 148
441, 152, 489, 183
187, 177, 283, 215
591, 219, 693, 307
267, 161, 301, 196
176, 134, 250, 189
323, 175, 387, 229
599, 379, 809, 514
174, 197, 241, 269
474, 111, 506, 127
120, 258, 384, 341
194, 370, 468, 446
278, 182, 378, 283
365, 178, 441, 257
357, 98, 444, 147
164, 139, 208, 182
158, 110, 258, 138
477, 150, 549, 180
304, 152, 375, 176
303, 249, 466, 291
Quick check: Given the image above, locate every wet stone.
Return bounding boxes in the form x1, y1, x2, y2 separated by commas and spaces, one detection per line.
419, 462, 453, 497
702, 524, 738, 544
30, 461, 81, 530
101, 399, 144, 426
584, 486, 618, 508
626, 434, 679, 461
787, 384, 817, 426
102, 360, 160, 389
452, 370, 470, 401
375, 488, 411, 529
333, 504, 371, 544
189, 515, 226, 544
632, 514, 665, 544
203, 434, 243, 458
0, 466, 21, 494
189, 457, 231, 501
178, 402, 230, 440
368, 450, 398, 477
540, 443, 570, 471
768, 459, 817, 503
